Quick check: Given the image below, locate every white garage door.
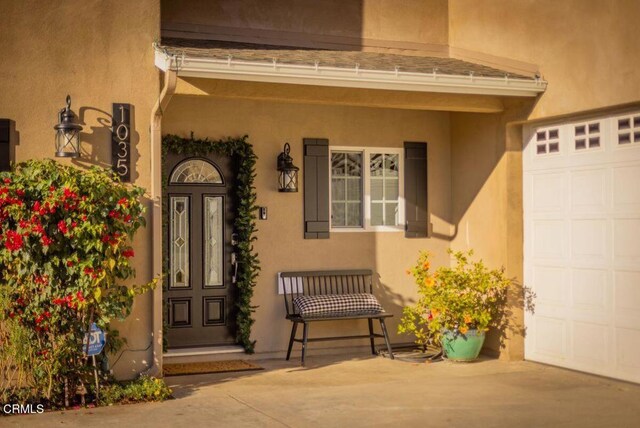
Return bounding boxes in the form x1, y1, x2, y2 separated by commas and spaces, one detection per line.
524, 111, 640, 383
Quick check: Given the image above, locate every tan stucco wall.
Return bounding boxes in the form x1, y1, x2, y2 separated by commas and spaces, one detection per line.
450, 100, 533, 359
162, 0, 449, 52
162, 95, 453, 353
0, 1, 160, 379
449, 0, 640, 119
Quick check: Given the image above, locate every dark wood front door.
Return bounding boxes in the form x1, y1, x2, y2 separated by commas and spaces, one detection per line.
164, 152, 237, 348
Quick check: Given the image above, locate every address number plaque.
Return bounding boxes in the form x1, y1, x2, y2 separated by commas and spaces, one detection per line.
112, 103, 131, 182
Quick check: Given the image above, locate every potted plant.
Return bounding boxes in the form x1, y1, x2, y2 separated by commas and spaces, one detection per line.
398, 249, 511, 361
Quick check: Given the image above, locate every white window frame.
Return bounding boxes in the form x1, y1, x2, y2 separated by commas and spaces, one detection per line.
329, 146, 405, 232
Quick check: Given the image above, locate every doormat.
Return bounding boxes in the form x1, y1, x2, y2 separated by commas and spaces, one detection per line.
163, 360, 263, 376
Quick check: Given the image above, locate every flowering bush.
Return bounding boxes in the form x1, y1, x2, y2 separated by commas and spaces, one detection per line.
398, 249, 511, 348
0, 160, 155, 405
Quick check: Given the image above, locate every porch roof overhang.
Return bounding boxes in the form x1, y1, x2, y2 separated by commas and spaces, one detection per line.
154, 40, 547, 98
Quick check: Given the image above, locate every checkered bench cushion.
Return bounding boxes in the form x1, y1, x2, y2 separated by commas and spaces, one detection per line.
293, 293, 383, 318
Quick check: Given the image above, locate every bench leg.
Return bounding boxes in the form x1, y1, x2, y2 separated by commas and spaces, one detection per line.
379, 318, 394, 360
286, 321, 298, 361
301, 322, 309, 366
367, 318, 376, 355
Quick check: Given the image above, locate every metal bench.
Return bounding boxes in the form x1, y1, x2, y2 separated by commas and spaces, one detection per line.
280, 269, 394, 365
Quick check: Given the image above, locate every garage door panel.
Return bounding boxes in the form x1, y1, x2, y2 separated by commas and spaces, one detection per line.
572, 321, 609, 366
614, 270, 640, 325
570, 169, 607, 213
535, 317, 567, 358
533, 220, 567, 259
532, 172, 566, 213
613, 218, 640, 266
571, 219, 608, 263
533, 266, 568, 307
571, 268, 607, 311
615, 328, 640, 375
613, 166, 640, 212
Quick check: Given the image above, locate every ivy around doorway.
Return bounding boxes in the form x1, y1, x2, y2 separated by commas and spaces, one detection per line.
162, 134, 260, 353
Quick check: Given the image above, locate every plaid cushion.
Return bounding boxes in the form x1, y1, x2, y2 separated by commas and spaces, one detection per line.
293, 293, 383, 317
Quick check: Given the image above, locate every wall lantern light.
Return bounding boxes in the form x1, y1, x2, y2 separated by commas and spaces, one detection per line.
54, 95, 83, 158
277, 142, 299, 192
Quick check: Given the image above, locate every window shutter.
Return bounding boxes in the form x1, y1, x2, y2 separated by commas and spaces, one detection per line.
404, 142, 428, 238
0, 119, 11, 172
303, 138, 330, 239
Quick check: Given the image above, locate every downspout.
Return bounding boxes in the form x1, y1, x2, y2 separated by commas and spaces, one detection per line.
147, 65, 177, 377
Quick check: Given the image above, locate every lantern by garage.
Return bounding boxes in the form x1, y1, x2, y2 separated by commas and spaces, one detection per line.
54, 95, 83, 158
277, 142, 299, 192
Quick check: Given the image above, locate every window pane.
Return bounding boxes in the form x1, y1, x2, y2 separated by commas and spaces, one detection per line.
170, 196, 189, 288
385, 154, 399, 177
347, 178, 361, 201
371, 202, 383, 226
371, 178, 383, 200
171, 159, 223, 184
332, 202, 346, 226
370, 154, 383, 177
346, 202, 362, 227
385, 203, 399, 226
385, 178, 399, 200
204, 197, 223, 287
347, 153, 362, 177
331, 178, 346, 200
331, 153, 346, 176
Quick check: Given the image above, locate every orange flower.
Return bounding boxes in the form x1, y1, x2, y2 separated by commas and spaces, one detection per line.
463, 314, 472, 324
459, 325, 469, 334
430, 308, 440, 318
422, 261, 430, 270
424, 277, 435, 287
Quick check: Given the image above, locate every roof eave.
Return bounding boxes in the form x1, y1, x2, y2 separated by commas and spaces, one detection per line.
155, 49, 546, 98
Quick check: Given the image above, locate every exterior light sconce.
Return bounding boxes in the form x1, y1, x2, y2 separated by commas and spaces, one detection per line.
277, 142, 299, 192
54, 95, 83, 158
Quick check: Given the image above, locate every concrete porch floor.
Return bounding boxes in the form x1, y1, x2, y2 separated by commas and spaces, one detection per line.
5, 354, 640, 428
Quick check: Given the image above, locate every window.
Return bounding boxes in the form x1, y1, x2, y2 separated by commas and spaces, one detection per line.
330, 147, 404, 231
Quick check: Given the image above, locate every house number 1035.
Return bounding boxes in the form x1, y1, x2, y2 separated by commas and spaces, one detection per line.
111, 103, 131, 182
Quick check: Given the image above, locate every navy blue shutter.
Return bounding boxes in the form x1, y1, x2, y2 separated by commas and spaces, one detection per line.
404, 142, 428, 238
303, 138, 330, 239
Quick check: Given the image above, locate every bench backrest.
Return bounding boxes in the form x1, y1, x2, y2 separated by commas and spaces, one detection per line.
280, 269, 373, 317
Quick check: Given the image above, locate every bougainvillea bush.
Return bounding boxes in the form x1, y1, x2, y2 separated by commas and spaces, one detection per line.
0, 160, 155, 405
398, 249, 511, 349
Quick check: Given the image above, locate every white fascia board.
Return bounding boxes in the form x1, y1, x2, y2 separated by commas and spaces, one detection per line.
154, 49, 547, 97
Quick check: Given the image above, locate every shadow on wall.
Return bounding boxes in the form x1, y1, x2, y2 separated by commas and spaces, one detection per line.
75, 105, 140, 182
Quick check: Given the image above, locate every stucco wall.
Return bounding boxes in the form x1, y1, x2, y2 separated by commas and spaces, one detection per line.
162, 95, 453, 353
0, 1, 160, 379
449, 0, 640, 119
162, 0, 449, 52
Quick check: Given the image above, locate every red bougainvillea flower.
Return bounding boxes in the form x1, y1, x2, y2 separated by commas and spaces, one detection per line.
57, 220, 68, 235
124, 214, 132, 223
117, 197, 129, 207
122, 249, 134, 258
5, 230, 23, 251
3, 178, 11, 184
16, 189, 25, 197
108, 210, 120, 219
66, 260, 73, 267
32, 201, 41, 212
76, 291, 85, 302
41, 235, 53, 246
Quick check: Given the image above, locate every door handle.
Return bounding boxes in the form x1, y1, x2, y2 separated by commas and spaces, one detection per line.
231, 252, 238, 283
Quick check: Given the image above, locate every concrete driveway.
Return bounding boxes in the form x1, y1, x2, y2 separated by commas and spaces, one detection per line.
4, 354, 640, 427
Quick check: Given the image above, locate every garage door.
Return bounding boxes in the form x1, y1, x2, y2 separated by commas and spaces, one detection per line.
524, 111, 640, 383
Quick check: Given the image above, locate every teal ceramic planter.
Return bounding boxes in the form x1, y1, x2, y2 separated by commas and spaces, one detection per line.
442, 329, 486, 361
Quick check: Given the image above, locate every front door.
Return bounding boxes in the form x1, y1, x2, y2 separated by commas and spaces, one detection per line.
164, 152, 237, 348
